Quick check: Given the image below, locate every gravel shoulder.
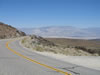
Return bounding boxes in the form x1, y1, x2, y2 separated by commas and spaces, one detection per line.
34, 51, 100, 71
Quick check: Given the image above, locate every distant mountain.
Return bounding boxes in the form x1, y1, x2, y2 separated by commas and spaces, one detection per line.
0, 22, 26, 39
20, 26, 100, 39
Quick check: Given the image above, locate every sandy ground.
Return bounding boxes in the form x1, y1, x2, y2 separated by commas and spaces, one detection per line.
35, 51, 100, 71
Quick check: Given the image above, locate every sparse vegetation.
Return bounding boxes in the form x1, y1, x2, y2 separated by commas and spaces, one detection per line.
46, 38, 100, 56
21, 35, 99, 56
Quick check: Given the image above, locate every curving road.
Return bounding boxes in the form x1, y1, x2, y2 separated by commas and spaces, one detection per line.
0, 39, 100, 75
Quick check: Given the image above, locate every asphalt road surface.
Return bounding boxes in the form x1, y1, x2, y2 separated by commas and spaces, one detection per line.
0, 39, 100, 75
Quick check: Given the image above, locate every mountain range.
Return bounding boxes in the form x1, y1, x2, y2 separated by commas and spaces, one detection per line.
20, 26, 100, 39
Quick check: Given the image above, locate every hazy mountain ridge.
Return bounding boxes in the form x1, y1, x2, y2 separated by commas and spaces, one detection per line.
20, 26, 100, 39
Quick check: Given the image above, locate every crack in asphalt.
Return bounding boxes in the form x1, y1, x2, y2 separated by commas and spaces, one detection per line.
59, 66, 80, 75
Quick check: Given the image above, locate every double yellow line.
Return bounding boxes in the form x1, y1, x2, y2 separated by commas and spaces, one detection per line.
6, 40, 72, 75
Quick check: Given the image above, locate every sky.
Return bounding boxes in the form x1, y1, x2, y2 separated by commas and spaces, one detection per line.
0, 0, 100, 28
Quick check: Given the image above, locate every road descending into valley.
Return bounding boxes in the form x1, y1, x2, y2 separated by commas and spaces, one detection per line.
0, 39, 100, 75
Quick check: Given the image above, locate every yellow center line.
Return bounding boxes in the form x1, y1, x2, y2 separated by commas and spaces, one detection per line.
6, 40, 72, 75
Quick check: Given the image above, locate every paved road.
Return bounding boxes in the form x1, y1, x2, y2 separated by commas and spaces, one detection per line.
0, 39, 100, 75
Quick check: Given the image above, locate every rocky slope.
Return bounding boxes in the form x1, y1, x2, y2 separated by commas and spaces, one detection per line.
0, 22, 26, 39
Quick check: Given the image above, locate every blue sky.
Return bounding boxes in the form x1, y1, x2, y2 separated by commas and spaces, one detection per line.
0, 0, 100, 28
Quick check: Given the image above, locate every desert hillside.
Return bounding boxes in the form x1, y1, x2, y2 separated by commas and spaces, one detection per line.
0, 22, 26, 39
21, 35, 99, 56
45, 38, 100, 55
